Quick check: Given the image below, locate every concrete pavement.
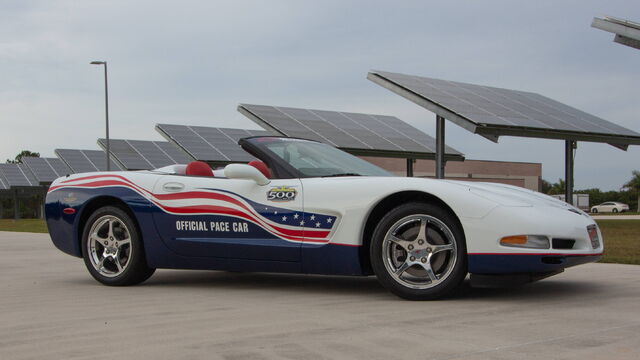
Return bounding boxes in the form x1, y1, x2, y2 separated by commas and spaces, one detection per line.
1, 231, 639, 360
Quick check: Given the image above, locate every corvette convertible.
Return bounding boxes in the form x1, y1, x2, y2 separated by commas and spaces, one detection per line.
45, 136, 603, 300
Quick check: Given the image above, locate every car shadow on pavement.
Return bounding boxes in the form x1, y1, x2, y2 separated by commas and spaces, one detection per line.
125, 270, 611, 301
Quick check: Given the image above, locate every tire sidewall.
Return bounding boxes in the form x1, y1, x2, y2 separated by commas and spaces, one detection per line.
81, 206, 151, 286
370, 202, 467, 300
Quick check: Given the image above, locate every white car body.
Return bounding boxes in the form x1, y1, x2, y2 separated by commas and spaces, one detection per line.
45, 136, 604, 298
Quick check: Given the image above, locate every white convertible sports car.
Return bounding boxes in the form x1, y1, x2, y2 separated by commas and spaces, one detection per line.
45, 136, 603, 300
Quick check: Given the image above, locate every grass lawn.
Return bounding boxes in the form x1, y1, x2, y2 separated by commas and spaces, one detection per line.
597, 219, 640, 265
0, 218, 638, 265
591, 212, 640, 216
0, 219, 48, 233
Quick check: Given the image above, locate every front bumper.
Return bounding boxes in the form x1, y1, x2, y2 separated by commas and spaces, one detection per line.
462, 204, 604, 274
468, 253, 602, 274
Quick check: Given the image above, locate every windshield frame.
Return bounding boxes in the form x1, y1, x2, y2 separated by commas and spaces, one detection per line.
240, 136, 393, 179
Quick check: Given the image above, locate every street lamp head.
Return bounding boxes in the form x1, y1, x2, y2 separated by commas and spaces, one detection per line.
90, 61, 106, 65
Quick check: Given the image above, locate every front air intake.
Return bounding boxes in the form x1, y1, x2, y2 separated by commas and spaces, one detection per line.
552, 238, 575, 249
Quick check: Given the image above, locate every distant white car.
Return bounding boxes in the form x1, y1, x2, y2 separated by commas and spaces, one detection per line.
590, 202, 629, 213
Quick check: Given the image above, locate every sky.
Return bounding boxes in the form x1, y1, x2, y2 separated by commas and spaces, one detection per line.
1, 0, 639, 191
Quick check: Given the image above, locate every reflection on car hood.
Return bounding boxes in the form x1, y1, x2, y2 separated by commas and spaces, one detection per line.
444, 180, 578, 210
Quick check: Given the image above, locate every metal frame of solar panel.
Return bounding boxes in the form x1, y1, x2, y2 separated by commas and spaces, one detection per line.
22, 157, 71, 185
97, 138, 193, 170
367, 70, 640, 146
238, 104, 464, 163
367, 69, 640, 203
155, 124, 271, 165
55, 149, 122, 173
592, 16, 640, 50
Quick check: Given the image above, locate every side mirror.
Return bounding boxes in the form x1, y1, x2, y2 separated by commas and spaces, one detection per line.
224, 164, 271, 186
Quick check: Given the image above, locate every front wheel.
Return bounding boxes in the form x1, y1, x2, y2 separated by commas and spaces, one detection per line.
370, 202, 467, 300
82, 206, 155, 286
612, 208, 619, 213
591, 208, 598, 213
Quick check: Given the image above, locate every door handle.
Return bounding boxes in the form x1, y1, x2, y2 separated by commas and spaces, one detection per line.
163, 182, 185, 192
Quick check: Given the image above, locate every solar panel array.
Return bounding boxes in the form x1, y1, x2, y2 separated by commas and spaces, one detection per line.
0, 163, 39, 188
238, 104, 463, 158
22, 157, 71, 184
55, 149, 122, 173
97, 139, 192, 170
156, 124, 271, 163
368, 70, 640, 144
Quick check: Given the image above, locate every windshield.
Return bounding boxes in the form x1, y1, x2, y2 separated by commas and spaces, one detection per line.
257, 138, 392, 177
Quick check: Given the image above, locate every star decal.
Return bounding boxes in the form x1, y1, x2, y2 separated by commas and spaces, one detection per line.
293, 213, 299, 219
310, 215, 315, 220
282, 216, 287, 221
299, 220, 305, 226
327, 218, 333, 223
315, 222, 321, 227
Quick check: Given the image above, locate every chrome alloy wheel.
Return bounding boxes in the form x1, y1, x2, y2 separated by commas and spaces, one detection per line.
382, 214, 457, 290
87, 215, 133, 278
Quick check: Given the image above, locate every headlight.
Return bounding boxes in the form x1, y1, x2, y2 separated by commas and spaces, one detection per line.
587, 225, 600, 249
500, 235, 550, 249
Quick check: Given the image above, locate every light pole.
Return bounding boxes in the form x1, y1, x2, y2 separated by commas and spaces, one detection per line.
90, 60, 110, 171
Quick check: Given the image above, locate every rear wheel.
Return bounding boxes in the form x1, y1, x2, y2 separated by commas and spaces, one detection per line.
592, 208, 598, 213
82, 206, 155, 286
612, 208, 619, 213
370, 202, 467, 300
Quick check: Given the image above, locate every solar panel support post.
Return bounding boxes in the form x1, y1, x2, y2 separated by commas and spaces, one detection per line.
435, 115, 446, 179
0, 199, 3, 219
406, 158, 414, 177
13, 190, 19, 220
565, 140, 576, 205
39, 189, 46, 220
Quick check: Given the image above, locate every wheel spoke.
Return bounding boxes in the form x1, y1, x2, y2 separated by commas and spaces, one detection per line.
107, 220, 115, 239
416, 218, 428, 242
418, 260, 438, 282
118, 238, 131, 247
394, 261, 411, 276
114, 257, 124, 272
388, 235, 412, 251
96, 258, 105, 272
431, 243, 454, 254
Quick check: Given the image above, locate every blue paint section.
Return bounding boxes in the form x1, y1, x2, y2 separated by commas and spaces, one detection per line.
46, 185, 365, 275
201, 187, 337, 229
46, 186, 159, 259
468, 253, 602, 274
45, 193, 78, 256
302, 243, 364, 275
154, 211, 300, 261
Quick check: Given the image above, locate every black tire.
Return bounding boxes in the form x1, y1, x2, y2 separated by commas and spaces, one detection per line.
370, 202, 467, 300
592, 208, 598, 213
81, 206, 155, 286
612, 208, 618, 213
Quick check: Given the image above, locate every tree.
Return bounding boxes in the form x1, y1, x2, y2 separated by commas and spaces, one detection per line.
622, 170, 640, 212
546, 178, 566, 195
541, 179, 552, 194
6, 150, 40, 164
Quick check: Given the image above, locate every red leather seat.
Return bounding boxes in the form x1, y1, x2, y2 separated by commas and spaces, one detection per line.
185, 161, 214, 177
248, 160, 271, 178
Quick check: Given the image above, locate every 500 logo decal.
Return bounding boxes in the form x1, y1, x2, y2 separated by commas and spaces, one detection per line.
267, 186, 297, 202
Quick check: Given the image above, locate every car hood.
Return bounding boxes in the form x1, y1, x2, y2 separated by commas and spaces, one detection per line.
442, 180, 581, 211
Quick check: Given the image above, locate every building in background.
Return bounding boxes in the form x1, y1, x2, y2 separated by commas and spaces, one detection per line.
361, 157, 542, 192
